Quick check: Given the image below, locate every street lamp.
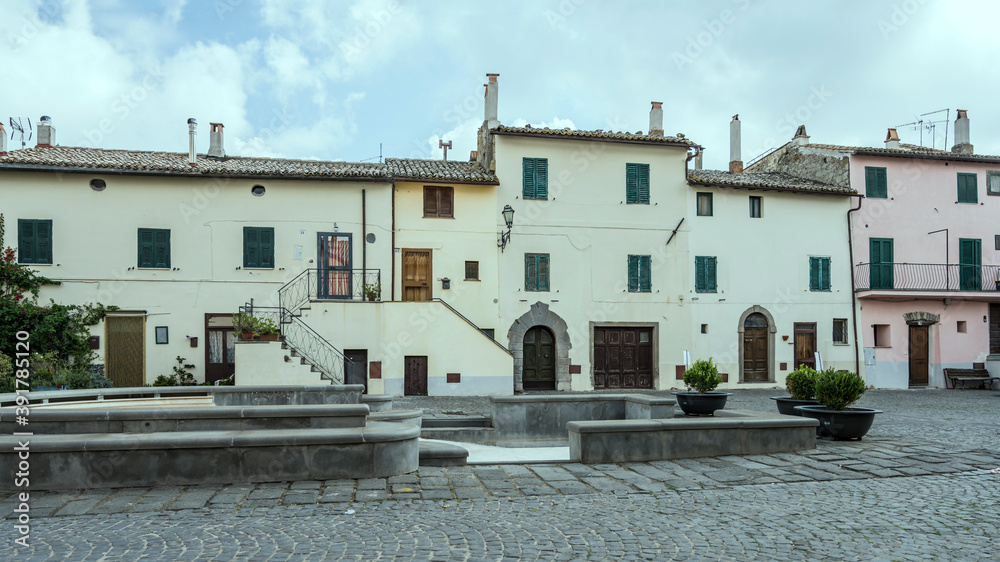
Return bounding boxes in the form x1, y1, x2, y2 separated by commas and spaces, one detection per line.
498, 205, 515, 252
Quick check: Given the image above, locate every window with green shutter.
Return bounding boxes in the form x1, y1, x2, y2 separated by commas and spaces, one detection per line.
524, 253, 550, 291
138, 228, 170, 268
17, 219, 53, 264
628, 254, 652, 292
244, 227, 275, 268
865, 167, 887, 199
809, 256, 831, 291
957, 173, 978, 203
626, 163, 650, 204
959, 238, 982, 290
522, 158, 548, 200
695, 256, 717, 293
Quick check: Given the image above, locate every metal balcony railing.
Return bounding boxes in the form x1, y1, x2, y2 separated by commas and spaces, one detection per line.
279, 268, 382, 313
855, 262, 1000, 292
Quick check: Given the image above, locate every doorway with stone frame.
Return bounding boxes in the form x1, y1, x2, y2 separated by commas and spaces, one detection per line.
506, 302, 571, 393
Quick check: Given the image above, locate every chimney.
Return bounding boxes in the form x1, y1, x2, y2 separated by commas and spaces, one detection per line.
648, 101, 663, 136
729, 114, 742, 173
695, 148, 703, 170
884, 128, 900, 149
0, 122, 6, 155
187, 118, 197, 166
36, 116, 55, 148
951, 109, 973, 155
469, 150, 478, 162
484, 73, 500, 129
208, 122, 225, 159
792, 124, 810, 146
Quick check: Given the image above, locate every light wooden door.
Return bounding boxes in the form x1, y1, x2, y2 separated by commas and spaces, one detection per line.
402, 249, 432, 301
105, 315, 145, 387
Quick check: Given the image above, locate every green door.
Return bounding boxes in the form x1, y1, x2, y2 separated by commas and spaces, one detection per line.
870, 238, 894, 290
959, 238, 982, 291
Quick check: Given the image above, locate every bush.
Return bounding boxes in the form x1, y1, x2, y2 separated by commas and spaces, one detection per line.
683, 358, 722, 394
785, 365, 818, 400
154, 356, 198, 386
814, 368, 867, 411
0, 352, 14, 393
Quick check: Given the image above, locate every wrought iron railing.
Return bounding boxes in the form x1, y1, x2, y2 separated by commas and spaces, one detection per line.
239, 303, 352, 385
855, 263, 1000, 292
279, 268, 382, 313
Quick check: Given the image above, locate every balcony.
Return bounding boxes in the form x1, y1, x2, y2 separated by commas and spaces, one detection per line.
279, 268, 382, 313
855, 262, 1000, 295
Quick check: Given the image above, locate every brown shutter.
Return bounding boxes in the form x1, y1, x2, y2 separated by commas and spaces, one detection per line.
440, 187, 454, 217
423, 187, 437, 217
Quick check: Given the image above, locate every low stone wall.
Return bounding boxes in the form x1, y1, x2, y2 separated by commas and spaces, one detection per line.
0, 385, 365, 408
489, 394, 676, 447
567, 410, 818, 463
0, 422, 419, 490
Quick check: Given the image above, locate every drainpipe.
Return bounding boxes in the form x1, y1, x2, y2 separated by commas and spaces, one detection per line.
362, 189, 367, 292
391, 182, 396, 302
847, 194, 863, 376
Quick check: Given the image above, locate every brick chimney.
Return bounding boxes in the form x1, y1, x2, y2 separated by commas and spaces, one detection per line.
0, 122, 6, 155
729, 114, 742, 173
484, 73, 500, 129
187, 118, 197, 166
207, 122, 225, 159
648, 101, 663, 136
951, 109, 973, 155
884, 128, 900, 149
792, 124, 810, 146
36, 116, 55, 148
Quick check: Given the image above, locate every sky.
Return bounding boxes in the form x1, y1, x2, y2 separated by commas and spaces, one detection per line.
2, 0, 1000, 170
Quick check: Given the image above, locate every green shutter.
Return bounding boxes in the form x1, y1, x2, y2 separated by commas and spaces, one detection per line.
525, 254, 536, 291
706, 257, 717, 292
538, 254, 549, 291
154, 230, 170, 268
626, 164, 638, 203
696, 256, 716, 292
959, 238, 982, 290
628, 255, 639, 291
18, 220, 35, 263
522, 158, 535, 198
638, 164, 650, 203
809, 257, 820, 291
639, 255, 651, 292
870, 238, 894, 290
821, 257, 831, 291
866, 167, 887, 199
35, 220, 52, 264
138, 229, 154, 268
244, 227, 257, 268
260, 228, 274, 268
958, 173, 977, 203
535, 159, 548, 199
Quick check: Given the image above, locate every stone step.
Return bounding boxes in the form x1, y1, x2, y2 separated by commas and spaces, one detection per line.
418, 440, 468, 467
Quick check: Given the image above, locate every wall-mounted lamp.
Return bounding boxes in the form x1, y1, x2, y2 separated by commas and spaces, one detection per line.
497, 205, 515, 252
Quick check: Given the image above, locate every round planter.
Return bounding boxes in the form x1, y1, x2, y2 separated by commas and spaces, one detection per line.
770, 396, 819, 416
794, 405, 883, 441
673, 392, 732, 416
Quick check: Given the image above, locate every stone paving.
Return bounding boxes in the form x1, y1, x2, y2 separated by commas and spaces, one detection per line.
2, 389, 999, 559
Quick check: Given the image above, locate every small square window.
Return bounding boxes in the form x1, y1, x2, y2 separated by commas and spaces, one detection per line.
639, 331, 650, 343
749, 196, 762, 218
697, 192, 713, 216
833, 318, 849, 345
155, 326, 169, 344
987, 171, 1000, 196
995, 235, 1000, 251
873, 324, 891, 347
957, 321, 968, 333
701, 324, 708, 334
465, 261, 479, 281
594, 329, 605, 343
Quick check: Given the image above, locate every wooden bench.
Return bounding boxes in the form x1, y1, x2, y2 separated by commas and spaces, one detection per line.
944, 368, 1000, 390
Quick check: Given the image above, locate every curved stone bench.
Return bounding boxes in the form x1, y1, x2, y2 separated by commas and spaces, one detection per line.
369, 408, 423, 428
0, 421, 419, 490
361, 394, 394, 412
567, 410, 818, 463
418, 441, 470, 467
0, 385, 366, 408
0, 405, 371, 435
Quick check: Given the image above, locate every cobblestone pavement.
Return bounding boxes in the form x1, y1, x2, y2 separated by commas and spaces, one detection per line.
3, 389, 999, 559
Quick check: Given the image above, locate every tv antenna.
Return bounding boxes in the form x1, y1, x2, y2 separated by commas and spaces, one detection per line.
895, 109, 949, 149
8, 117, 32, 149
359, 142, 383, 164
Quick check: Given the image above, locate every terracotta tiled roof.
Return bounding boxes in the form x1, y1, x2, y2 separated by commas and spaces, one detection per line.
0, 146, 389, 179
493, 125, 694, 146
688, 169, 856, 195
385, 158, 497, 184
786, 142, 1000, 162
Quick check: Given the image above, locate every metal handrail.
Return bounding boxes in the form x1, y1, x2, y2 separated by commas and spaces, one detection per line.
855, 262, 1000, 292
239, 304, 353, 384
278, 268, 382, 313
746, 146, 781, 168
430, 298, 512, 356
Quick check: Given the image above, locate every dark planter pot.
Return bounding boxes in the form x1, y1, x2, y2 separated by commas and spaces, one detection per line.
794, 405, 883, 441
770, 396, 819, 416
673, 392, 732, 416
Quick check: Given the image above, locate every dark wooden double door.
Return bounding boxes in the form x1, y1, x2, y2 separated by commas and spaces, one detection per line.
593, 327, 653, 390
742, 313, 769, 382
523, 326, 556, 390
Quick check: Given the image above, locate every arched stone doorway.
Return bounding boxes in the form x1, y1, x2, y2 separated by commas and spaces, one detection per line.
738, 305, 776, 383
507, 302, 571, 392
522, 326, 556, 390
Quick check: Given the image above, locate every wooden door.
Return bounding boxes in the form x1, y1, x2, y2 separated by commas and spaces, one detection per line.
205, 314, 236, 384
870, 238, 894, 290
990, 303, 1000, 355
344, 349, 368, 393
105, 315, 144, 387
522, 326, 556, 390
404, 356, 427, 395
908, 325, 929, 386
743, 313, 769, 382
318, 232, 352, 299
794, 323, 816, 370
593, 327, 653, 389
402, 249, 432, 301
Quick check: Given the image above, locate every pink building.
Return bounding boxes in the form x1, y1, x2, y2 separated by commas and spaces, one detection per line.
750, 113, 1000, 389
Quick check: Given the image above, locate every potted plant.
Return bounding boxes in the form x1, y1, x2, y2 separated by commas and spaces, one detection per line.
771, 365, 819, 415
256, 318, 280, 341
362, 282, 381, 302
673, 358, 732, 416
233, 312, 256, 340
795, 368, 883, 440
